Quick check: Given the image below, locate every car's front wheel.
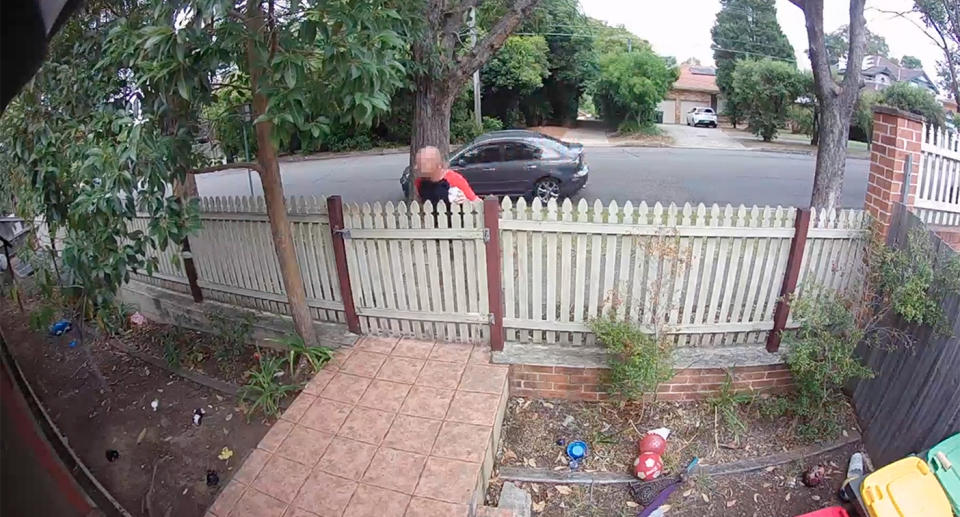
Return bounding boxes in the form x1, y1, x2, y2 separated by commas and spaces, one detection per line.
534, 177, 561, 203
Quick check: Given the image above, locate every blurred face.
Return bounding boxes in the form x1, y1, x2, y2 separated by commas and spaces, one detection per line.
415, 146, 444, 181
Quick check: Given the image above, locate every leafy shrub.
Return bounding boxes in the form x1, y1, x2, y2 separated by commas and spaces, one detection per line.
592, 49, 678, 130
730, 59, 805, 142
269, 333, 333, 377
29, 303, 57, 332
239, 355, 300, 419
590, 314, 672, 399
208, 310, 256, 365
707, 370, 753, 442
784, 293, 873, 439
872, 229, 960, 331
879, 82, 945, 126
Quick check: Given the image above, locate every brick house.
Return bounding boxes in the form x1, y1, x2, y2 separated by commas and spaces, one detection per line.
658, 65, 722, 124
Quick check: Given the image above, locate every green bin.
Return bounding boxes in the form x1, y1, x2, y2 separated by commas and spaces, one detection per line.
927, 433, 960, 515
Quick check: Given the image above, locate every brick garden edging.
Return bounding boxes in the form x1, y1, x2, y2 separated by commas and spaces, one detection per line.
508, 363, 794, 401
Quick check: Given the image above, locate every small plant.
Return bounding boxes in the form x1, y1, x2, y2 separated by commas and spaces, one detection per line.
159, 326, 186, 369
707, 369, 753, 443
590, 314, 673, 400
755, 395, 791, 420
95, 301, 134, 335
208, 310, 256, 365
239, 355, 300, 419
784, 293, 873, 439
28, 302, 57, 332
268, 333, 333, 377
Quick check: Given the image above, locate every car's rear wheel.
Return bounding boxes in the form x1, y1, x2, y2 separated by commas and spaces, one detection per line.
534, 178, 561, 203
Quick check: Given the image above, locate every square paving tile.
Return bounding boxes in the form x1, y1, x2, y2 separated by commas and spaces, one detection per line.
445, 391, 501, 426
253, 455, 312, 503
416, 361, 465, 390
357, 379, 411, 413
258, 419, 295, 453
316, 437, 378, 480
299, 398, 353, 434
281, 394, 318, 423
414, 457, 479, 504
362, 448, 427, 493
428, 343, 473, 363
229, 488, 287, 517
302, 370, 336, 396
339, 351, 387, 378
233, 449, 271, 485
328, 348, 354, 369
399, 386, 454, 420
337, 406, 395, 445
321, 373, 371, 404
468, 345, 491, 365
431, 422, 491, 463
343, 484, 411, 517
276, 426, 334, 466
210, 480, 246, 516
391, 339, 435, 359
355, 336, 399, 355
458, 364, 507, 394
382, 415, 442, 453
376, 357, 425, 384
293, 469, 357, 517
403, 497, 468, 517
284, 508, 319, 517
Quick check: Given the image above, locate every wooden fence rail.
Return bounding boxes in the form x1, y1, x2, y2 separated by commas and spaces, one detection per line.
128, 195, 869, 347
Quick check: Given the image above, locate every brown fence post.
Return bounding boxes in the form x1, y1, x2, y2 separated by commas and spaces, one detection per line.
483, 197, 505, 352
327, 195, 361, 334
766, 208, 811, 352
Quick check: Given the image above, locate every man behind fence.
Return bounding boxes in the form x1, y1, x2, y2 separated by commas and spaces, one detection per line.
413, 146, 478, 206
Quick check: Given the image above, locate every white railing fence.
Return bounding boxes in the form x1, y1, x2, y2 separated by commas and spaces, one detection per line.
915, 124, 960, 226
125, 196, 869, 347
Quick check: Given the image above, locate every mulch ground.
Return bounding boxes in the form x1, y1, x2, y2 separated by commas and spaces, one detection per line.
0, 299, 279, 517
496, 441, 863, 516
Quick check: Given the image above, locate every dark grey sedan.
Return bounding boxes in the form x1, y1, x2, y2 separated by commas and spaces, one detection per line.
401, 130, 589, 203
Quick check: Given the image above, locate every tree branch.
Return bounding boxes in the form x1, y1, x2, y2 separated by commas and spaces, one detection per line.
189, 162, 264, 175
450, 0, 541, 87
793, 0, 839, 100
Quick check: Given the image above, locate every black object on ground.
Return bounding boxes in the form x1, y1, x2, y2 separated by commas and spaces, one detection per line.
206, 470, 219, 487
105, 450, 119, 462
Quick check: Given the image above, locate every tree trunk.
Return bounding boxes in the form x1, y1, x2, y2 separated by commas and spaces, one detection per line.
810, 99, 848, 211
410, 76, 455, 165
810, 106, 820, 146
245, 0, 317, 346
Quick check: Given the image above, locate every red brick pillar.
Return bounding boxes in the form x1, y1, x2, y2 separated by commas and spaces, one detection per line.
865, 106, 923, 239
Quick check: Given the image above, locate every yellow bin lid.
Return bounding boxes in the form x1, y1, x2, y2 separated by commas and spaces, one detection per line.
861, 456, 952, 517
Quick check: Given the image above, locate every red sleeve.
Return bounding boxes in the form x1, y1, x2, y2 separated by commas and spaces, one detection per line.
444, 171, 479, 201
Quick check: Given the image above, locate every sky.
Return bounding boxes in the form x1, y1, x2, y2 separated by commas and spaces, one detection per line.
579, 0, 946, 92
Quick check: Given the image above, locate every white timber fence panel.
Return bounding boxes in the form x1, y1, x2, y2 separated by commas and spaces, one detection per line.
796, 208, 870, 298
499, 198, 869, 348
340, 200, 489, 343
131, 195, 345, 323
915, 124, 960, 226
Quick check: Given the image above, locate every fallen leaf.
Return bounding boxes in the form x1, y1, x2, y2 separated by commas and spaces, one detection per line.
785, 493, 791, 502
726, 500, 736, 507
542, 402, 554, 409
530, 484, 540, 494
225, 413, 233, 422
765, 466, 776, 472
503, 450, 518, 462
526, 458, 537, 468
532, 501, 545, 513
754, 493, 759, 503
555, 485, 572, 496
218, 447, 234, 461
812, 495, 821, 501
626, 501, 638, 508
553, 466, 565, 471
701, 493, 709, 503
682, 489, 692, 497
136, 428, 147, 444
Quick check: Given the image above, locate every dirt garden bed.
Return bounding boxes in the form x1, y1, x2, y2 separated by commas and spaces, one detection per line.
0, 299, 292, 516
486, 396, 861, 516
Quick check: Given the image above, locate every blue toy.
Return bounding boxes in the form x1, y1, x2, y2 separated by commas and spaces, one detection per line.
566, 440, 588, 460
49, 319, 72, 336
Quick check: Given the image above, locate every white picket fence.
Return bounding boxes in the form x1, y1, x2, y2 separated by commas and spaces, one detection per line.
500, 198, 868, 347
129, 195, 869, 347
915, 124, 960, 226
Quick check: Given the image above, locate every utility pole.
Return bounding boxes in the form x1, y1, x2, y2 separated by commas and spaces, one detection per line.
469, 7, 482, 128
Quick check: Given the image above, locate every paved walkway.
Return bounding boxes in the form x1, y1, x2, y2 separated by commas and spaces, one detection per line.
208, 336, 509, 517
657, 123, 746, 150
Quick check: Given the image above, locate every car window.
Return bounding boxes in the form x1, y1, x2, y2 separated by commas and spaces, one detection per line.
702, 108, 715, 114
504, 142, 541, 161
459, 144, 501, 165
537, 139, 568, 158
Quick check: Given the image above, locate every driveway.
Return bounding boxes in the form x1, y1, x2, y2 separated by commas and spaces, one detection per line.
658, 123, 746, 150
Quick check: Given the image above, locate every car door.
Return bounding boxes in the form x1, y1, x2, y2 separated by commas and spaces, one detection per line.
502, 142, 544, 194
450, 143, 505, 194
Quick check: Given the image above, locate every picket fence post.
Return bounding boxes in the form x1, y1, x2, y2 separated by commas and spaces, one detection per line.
327, 195, 361, 334
484, 196, 505, 351
766, 208, 811, 352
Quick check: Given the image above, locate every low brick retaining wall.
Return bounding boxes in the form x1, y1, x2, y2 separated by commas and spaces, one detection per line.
508, 363, 793, 401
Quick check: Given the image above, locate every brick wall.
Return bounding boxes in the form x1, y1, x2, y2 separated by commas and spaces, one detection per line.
666, 89, 714, 123
508, 363, 793, 402
865, 106, 924, 239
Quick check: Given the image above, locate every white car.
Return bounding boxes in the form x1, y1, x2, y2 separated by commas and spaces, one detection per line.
686, 107, 718, 128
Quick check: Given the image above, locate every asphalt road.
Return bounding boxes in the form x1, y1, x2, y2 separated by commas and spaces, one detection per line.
195, 147, 870, 208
